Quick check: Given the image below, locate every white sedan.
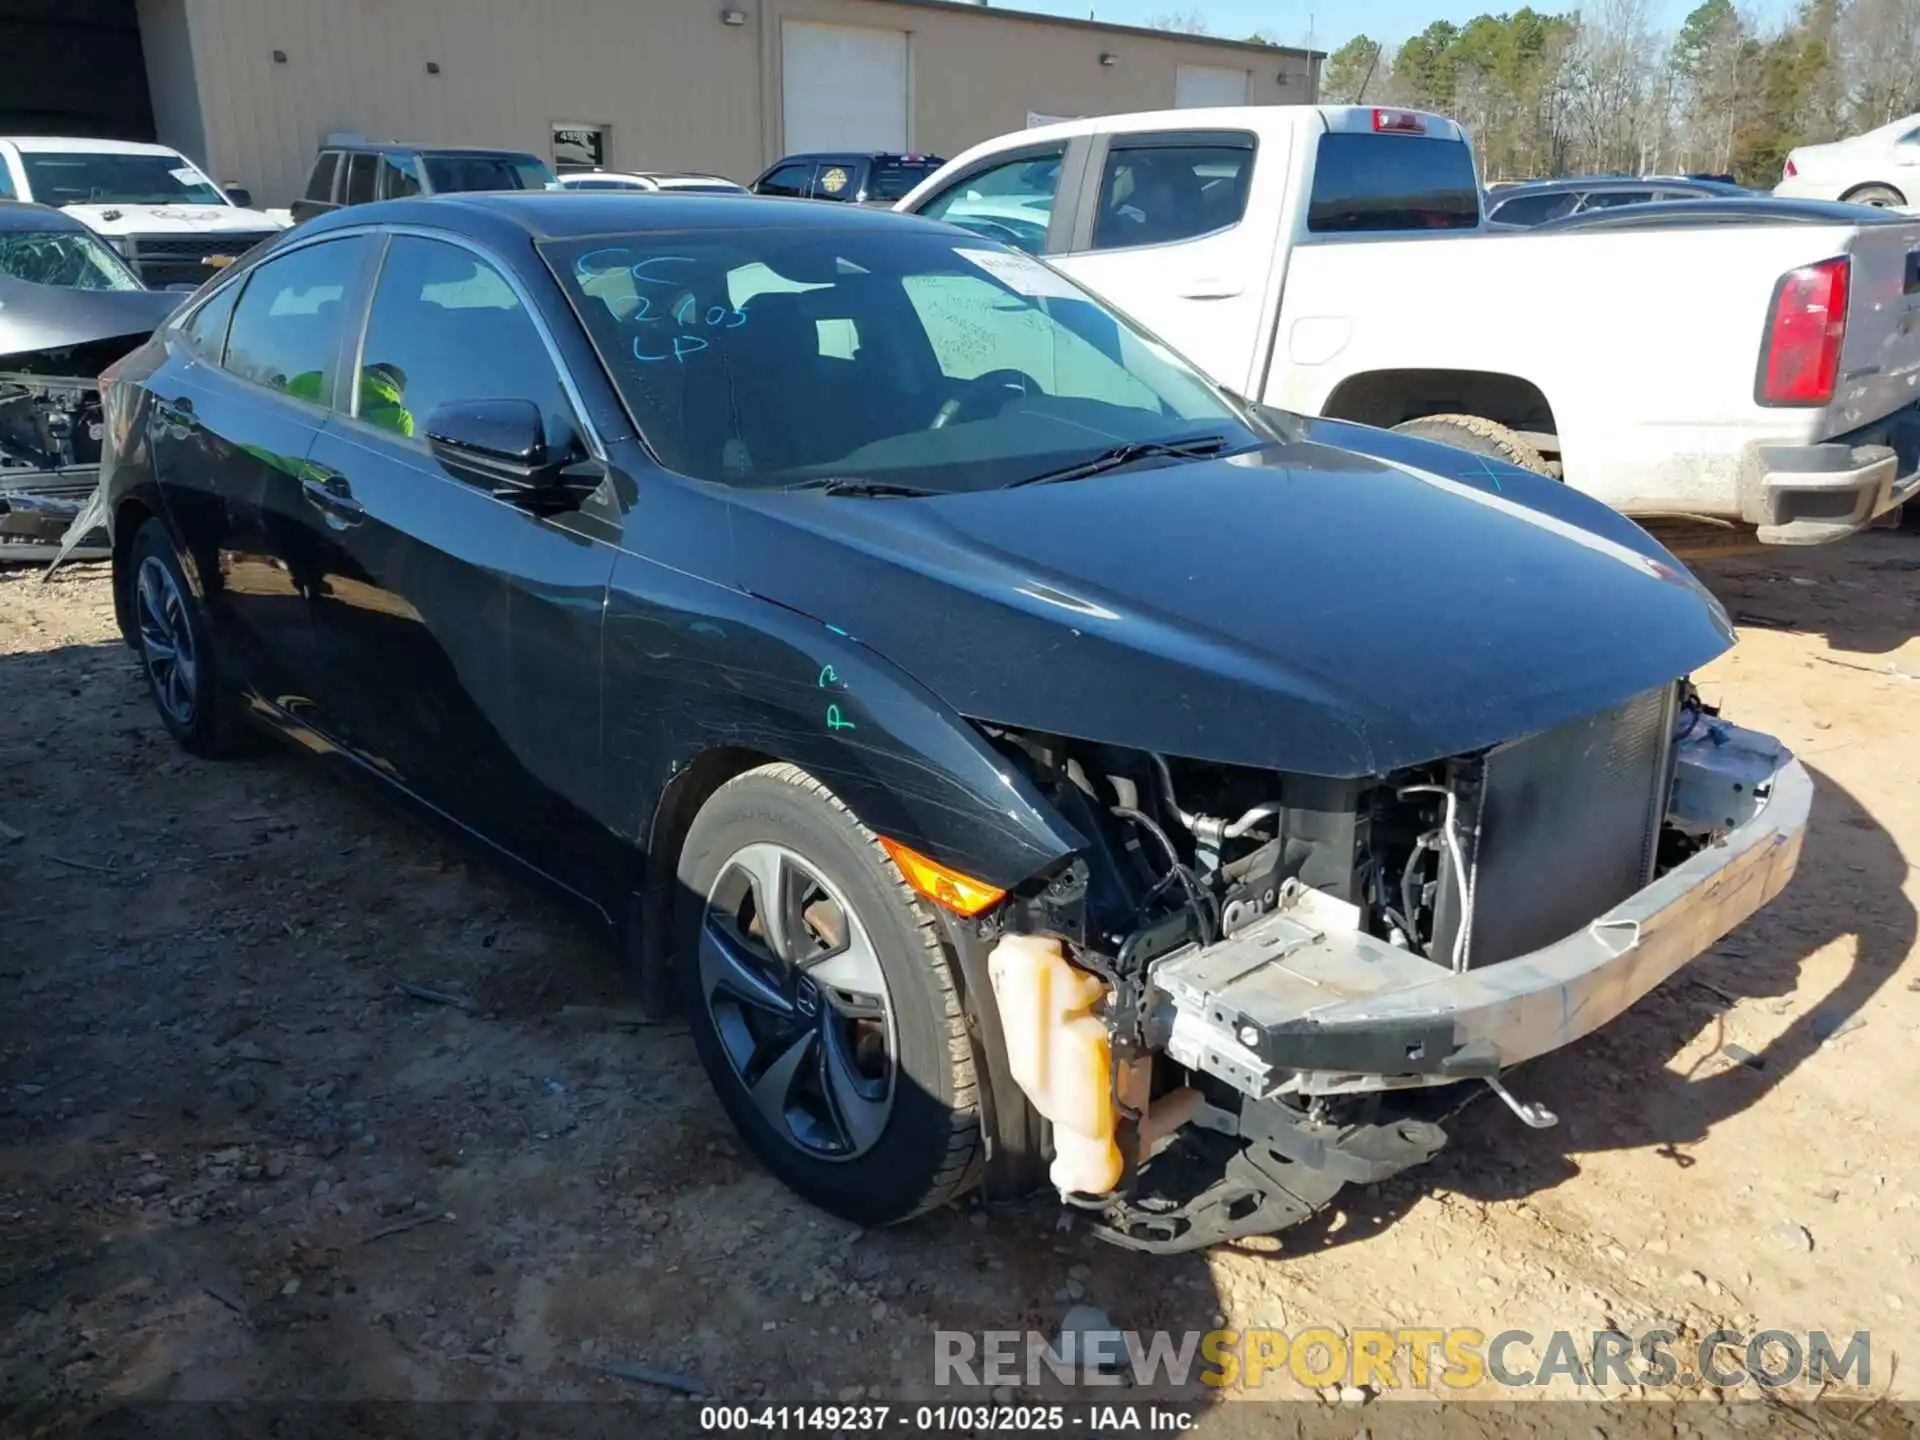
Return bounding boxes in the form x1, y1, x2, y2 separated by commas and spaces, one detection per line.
1774, 113, 1920, 208
551, 170, 746, 195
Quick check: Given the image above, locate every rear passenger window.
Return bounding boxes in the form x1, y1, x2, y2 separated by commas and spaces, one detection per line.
811, 162, 858, 199
222, 237, 370, 403
1307, 132, 1481, 232
343, 153, 377, 206
304, 153, 339, 203
179, 281, 241, 362
353, 235, 575, 449
1090, 136, 1254, 250
1487, 191, 1574, 225
1579, 190, 1654, 211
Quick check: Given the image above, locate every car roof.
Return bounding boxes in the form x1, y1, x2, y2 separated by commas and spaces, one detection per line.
1535, 195, 1906, 230
0, 136, 189, 157
324, 142, 543, 160
564, 170, 740, 183
768, 152, 941, 164
293, 190, 963, 242
1493, 175, 1746, 198
0, 198, 93, 233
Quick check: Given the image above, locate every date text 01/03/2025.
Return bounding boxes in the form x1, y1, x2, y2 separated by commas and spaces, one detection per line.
697, 1403, 1201, 1432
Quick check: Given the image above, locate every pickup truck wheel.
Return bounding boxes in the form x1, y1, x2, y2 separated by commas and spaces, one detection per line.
1391, 414, 1554, 478
675, 763, 982, 1226
1841, 183, 1906, 207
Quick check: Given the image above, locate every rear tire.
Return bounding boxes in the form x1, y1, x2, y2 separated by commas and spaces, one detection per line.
127, 518, 251, 758
1841, 183, 1906, 208
1391, 413, 1554, 477
675, 763, 981, 1226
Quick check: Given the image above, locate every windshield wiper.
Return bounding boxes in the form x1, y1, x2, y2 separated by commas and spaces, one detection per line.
783, 477, 940, 499
1005, 435, 1235, 489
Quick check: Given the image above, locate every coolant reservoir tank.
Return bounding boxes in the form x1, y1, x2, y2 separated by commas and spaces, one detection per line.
986, 935, 1123, 1196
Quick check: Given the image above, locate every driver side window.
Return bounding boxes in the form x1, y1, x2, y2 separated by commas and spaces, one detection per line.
916, 150, 1063, 255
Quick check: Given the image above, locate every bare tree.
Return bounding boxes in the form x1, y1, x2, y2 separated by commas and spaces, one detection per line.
1838, 0, 1920, 128
1144, 8, 1211, 34
1559, 0, 1663, 172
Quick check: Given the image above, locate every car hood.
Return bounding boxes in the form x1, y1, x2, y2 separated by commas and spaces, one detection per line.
60, 203, 285, 235
0, 276, 182, 363
718, 419, 1735, 777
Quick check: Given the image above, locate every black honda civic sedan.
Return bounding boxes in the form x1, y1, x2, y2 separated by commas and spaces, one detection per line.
96, 192, 1803, 1251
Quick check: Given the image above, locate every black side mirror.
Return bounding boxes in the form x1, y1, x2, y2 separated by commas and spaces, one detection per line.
423, 399, 603, 513
223, 186, 254, 208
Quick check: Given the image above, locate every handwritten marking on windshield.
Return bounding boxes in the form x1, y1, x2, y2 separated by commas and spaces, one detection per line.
615, 254, 748, 361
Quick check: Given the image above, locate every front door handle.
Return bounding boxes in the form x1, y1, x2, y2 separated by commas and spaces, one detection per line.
154, 395, 196, 434
301, 469, 365, 527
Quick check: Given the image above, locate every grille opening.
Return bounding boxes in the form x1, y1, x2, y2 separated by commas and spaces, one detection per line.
1431, 685, 1678, 969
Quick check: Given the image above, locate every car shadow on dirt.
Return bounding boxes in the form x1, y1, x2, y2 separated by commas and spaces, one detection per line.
1266, 759, 1911, 1259
1692, 533, 1920, 658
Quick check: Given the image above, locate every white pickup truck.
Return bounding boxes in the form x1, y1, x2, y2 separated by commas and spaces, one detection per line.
0, 138, 287, 292
895, 105, 1920, 546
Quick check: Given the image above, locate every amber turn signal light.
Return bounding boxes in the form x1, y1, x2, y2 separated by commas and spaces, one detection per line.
878, 836, 1006, 917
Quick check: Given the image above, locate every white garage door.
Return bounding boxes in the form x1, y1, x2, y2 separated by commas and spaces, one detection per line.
1174, 64, 1250, 108
783, 22, 909, 155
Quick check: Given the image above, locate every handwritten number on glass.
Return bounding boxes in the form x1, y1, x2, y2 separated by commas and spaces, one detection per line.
623, 254, 747, 364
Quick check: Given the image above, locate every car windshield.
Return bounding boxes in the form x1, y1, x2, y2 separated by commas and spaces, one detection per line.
542, 228, 1257, 492
20, 151, 226, 207
0, 230, 143, 290
421, 153, 555, 193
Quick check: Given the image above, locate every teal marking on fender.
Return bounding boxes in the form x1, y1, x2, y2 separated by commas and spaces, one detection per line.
825, 704, 856, 731
818, 664, 839, 689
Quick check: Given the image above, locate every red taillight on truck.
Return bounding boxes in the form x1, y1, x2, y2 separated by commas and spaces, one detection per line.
1372, 109, 1426, 135
1758, 256, 1849, 406
1783, 156, 1798, 179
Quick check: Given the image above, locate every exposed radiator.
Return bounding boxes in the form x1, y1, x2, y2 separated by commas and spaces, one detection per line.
1433, 684, 1679, 969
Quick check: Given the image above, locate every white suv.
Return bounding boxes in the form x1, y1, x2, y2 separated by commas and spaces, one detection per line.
0, 138, 287, 289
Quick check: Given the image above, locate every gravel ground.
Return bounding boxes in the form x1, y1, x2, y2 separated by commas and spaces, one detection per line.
2, 534, 1917, 1437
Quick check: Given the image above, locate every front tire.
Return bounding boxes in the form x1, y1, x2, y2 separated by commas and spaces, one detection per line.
675, 763, 982, 1225
1391, 413, 1554, 477
127, 518, 249, 758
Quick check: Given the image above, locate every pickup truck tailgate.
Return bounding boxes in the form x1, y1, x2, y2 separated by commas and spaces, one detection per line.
1828, 215, 1920, 437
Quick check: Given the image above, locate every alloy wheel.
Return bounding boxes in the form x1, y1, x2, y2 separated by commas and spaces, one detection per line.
135, 555, 198, 727
699, 842, 896, 1160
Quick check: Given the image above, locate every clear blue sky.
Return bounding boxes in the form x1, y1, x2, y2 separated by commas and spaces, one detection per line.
994, 0, 1775, 53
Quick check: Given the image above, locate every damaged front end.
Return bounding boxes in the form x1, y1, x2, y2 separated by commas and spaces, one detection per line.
0, 278, 178, 565
972, 683, 1808, 1253
1, 360, 113, 562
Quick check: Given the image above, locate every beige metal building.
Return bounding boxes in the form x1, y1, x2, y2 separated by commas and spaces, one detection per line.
3, 0, 1317, 207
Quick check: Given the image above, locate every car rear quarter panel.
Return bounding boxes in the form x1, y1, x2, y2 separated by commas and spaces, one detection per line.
1272, 225, 1880, 516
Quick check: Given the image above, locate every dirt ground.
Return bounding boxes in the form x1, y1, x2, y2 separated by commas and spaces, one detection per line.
2, 532, 1917, 1436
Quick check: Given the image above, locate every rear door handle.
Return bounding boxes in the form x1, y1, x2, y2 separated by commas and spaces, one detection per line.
301, 469, 365, 527
1177, 278, 1244, 299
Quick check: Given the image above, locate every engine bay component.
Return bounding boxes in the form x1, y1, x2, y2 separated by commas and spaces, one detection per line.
986, 934, 1123, 1197
0, 369, 111, 564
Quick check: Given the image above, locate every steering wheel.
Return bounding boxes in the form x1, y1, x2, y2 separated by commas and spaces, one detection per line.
931, 369, 1035, 429
957, 218, 1033, 250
